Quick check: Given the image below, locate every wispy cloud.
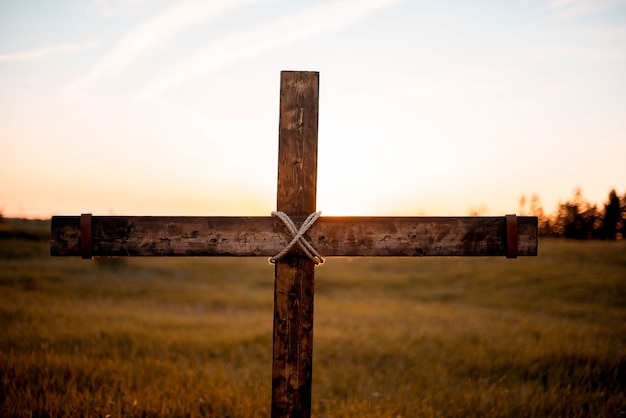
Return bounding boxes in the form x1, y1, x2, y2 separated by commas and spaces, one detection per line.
64, 0, 404, 100
65, 0, 270, 95
0, 41, 99, 63
546, 0, 626, 17
141, 0, 405, 97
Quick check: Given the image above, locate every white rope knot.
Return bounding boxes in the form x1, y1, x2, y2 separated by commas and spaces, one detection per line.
270, 211, 324, 266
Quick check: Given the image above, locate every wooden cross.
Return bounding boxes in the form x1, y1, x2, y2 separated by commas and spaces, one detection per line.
51, 71, 538, 418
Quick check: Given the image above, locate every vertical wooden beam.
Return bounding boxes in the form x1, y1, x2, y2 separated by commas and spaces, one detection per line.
272, 71, 319, 417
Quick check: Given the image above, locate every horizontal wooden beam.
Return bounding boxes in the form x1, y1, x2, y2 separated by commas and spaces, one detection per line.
51, 215, 537, 258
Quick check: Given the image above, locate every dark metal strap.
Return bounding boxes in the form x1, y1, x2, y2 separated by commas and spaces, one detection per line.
80, 213, 93, 259
505, 214, 518, 259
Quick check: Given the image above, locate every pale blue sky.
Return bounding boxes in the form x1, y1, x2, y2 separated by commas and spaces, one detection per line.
1, 0, 625, 218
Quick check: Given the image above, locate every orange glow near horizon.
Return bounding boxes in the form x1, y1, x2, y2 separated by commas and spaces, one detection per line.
1, 1, 625, 220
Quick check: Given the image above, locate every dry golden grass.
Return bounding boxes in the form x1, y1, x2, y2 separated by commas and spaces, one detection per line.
1, 220, 624, 417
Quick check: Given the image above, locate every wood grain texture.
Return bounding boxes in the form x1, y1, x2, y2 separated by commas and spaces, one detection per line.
272, 70, 319, 418
276, 71, 318, 216
51, 215, 538, 257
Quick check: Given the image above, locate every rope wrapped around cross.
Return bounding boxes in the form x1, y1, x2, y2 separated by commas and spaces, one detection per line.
269, 211, 324, 266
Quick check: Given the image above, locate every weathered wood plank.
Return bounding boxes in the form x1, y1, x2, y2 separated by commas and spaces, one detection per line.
272, 71, 319, 418
51, 215, 538, 257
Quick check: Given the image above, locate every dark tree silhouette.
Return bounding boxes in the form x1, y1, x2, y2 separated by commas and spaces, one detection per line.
617, 193, 626, 238
600, 189, 621, 239
553, 189, 601, 239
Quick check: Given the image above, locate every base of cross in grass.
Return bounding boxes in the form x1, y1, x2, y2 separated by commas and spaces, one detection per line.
51, 71, 538, 418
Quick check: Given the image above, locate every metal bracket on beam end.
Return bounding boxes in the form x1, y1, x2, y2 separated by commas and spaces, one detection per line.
505, 214, 518, 259
80, 213, 93, 260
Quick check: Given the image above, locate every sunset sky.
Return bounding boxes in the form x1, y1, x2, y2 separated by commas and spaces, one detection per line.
1, 0, 625, 219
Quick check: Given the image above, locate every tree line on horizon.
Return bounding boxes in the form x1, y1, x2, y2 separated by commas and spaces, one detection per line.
518, 188, 625, 240
2, 188, 625, 240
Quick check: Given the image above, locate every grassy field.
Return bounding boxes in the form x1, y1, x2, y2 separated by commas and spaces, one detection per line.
1, 219, 625, 417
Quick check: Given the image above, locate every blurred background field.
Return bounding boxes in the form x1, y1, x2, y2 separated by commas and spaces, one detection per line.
0, 219, 625, 417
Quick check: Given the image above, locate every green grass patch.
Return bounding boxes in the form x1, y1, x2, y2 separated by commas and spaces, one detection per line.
1, 223, 624, 417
